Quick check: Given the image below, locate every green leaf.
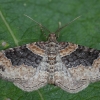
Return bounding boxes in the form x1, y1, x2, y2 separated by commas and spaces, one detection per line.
0, 0, 100, 100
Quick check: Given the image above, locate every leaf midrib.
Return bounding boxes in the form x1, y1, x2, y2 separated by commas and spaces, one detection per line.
0, 10, 19, 46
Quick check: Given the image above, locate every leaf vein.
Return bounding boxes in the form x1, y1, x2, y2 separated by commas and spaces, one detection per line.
37, 90, 44, 100
0, 10, 19, 46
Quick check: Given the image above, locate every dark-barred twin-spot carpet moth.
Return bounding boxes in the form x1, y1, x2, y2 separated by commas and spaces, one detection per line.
0, 15, 100, 93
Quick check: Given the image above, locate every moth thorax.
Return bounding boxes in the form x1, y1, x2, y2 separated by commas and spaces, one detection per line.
47, 42, 58, 54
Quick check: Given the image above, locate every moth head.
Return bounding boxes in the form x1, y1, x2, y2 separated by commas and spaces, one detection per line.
48, 33, 57, 42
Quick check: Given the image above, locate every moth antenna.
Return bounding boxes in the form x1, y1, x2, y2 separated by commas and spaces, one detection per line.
55, 15, 81, 34
24, 14, 51, 33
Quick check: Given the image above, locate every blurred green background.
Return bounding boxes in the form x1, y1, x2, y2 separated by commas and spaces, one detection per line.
0, 0, 100, 100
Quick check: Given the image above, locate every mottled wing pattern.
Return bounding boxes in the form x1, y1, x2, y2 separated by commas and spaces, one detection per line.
0, 42, 48, 92
0, 40, 100, 93
55, 42, 100, 93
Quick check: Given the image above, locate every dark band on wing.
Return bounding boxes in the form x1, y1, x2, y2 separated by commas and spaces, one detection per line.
4, 45, 43, 67
59, 42, 69, 50
61, 45, 100, 68
36, 42, 47, 50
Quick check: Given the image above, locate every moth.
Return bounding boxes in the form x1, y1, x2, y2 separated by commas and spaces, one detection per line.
0, 15, 100, 93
